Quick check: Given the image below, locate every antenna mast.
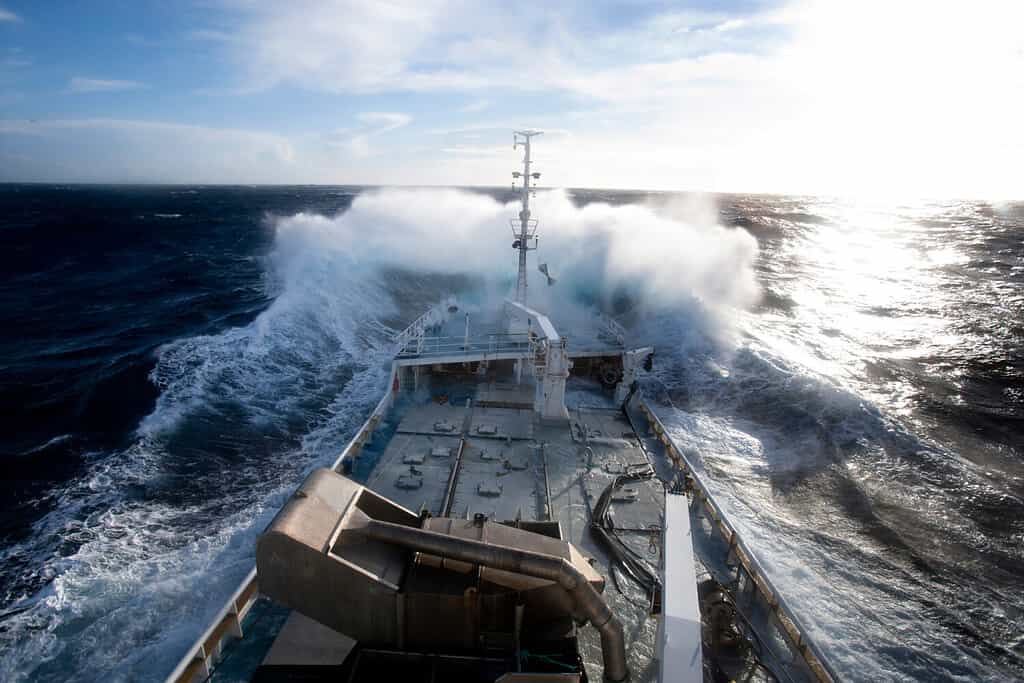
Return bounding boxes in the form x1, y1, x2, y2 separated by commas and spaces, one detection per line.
511, 130, 542, 303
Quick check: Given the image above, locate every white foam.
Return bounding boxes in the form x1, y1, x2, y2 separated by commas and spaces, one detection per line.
0, 187, 765, 681
0, 203, 402, 680
646, 317, 1019, 681
272, 187, 760, 316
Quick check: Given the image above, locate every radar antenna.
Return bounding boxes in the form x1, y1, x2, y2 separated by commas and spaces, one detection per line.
511, 130, 542, 303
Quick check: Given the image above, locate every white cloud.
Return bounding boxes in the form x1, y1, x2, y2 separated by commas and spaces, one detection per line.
187, 29, 236, 43
0, 7, 19, 22
210, 2, 630, 95
230, 1, 447, 93
69, 77, 146, 93
458, 99, 491, 114
347, 112, 412, 157
3, 1, 1022, 197
439, 144, 507, 157
211, 1, 789, 99
0, 118, 295, 182
192, 0, 1021, 197
357, 112, 411, 130
714, 19, 747, 32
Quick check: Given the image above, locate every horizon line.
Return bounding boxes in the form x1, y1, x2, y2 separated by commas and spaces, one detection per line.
0, 181, 1019, 205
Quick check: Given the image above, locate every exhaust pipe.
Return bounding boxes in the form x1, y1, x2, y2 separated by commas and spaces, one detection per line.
361, 519, 630, 683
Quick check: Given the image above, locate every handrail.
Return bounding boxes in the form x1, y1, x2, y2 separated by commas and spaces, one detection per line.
596, 311, 627, 346
332, 364, 397, 470
395, 333, 534, 359
637, 396, 839, 683
394, 331, 625, 360
165, 567, 259, 683
392, 297, 457, 350
397, 335, 531, 347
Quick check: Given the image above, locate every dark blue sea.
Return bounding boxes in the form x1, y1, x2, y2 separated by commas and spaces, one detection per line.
0, 184, 1021, 681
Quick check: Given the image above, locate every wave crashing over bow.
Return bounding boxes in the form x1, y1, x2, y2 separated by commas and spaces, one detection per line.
273, 187, 760, 315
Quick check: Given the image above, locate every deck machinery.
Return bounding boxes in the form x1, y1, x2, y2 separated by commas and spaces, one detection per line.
168, 133, 839, 683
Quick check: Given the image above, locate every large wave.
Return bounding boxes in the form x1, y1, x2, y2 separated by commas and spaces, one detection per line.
0, 203, 398, 680
0, 187, 760, 681
648, 336, 1024, 680
3, 187, 1021, 682
637, 198, 1024, 681
272, 187, 760, 320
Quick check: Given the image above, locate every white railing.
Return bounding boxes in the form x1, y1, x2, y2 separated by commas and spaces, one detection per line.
596, 311, 627, 346
333, 365, 398, 471
392, 296, 457, 352
165, 567, 259, 683
395, 333, 532, 359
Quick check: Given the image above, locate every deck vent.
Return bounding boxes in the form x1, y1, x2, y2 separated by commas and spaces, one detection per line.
611, 488, 639, 503
478, 481, 503, 497
430, 446, 452, 458
433, 421, 456, 433
396, 474, 423, 490
477, 424, 498, 435
505, 457, 528, 471
403, 453, 426, 465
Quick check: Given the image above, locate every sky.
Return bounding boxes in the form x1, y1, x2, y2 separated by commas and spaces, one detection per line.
0, 0, 1021, 198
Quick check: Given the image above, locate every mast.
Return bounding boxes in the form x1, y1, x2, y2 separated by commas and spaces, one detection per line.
511, 130, 542, 303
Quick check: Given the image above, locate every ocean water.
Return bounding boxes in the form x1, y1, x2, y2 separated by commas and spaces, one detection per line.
0, 185, 1021, 681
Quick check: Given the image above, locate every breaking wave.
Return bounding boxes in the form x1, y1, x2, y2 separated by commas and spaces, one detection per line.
0, 185, 758, 681
1, 186, 1021, 682
273, 187, 760, 317
0, 206, 399, 680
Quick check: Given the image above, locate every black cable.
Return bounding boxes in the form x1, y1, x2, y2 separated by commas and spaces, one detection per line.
589, 468, 663, 609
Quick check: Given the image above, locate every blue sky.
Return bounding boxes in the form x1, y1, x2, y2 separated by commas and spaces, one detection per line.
0, 1, 1021, 197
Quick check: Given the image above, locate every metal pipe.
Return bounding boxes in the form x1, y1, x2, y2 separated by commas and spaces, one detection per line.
361, 519, 629, 683
441, 439, 466, 517
542, 446, 553, 521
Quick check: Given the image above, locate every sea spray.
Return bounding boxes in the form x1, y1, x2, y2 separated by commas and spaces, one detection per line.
271, 187, 760, 320
1, 187, 1020, 682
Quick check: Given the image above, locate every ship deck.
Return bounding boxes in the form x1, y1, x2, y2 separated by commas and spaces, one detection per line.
200, 379, 673, 682
184, 374, 834, 683
165, 126, 840, 683
361, 380, 668, 681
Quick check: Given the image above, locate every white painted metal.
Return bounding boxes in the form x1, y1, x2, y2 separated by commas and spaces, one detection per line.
614, 346, 654, 403
391, 296, 458, 353
640, 399, 838, 683
657, 493, 703, 683
505, 300, 570, 421
596, 310, 628, 346
512, 130, 542, 303
165, 566, 259, 683
395, 334, 532, 362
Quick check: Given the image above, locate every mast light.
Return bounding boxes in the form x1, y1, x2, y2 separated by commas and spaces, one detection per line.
510, 130, 543, 304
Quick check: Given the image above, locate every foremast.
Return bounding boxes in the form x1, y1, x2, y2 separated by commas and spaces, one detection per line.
511, 130, 542, 303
